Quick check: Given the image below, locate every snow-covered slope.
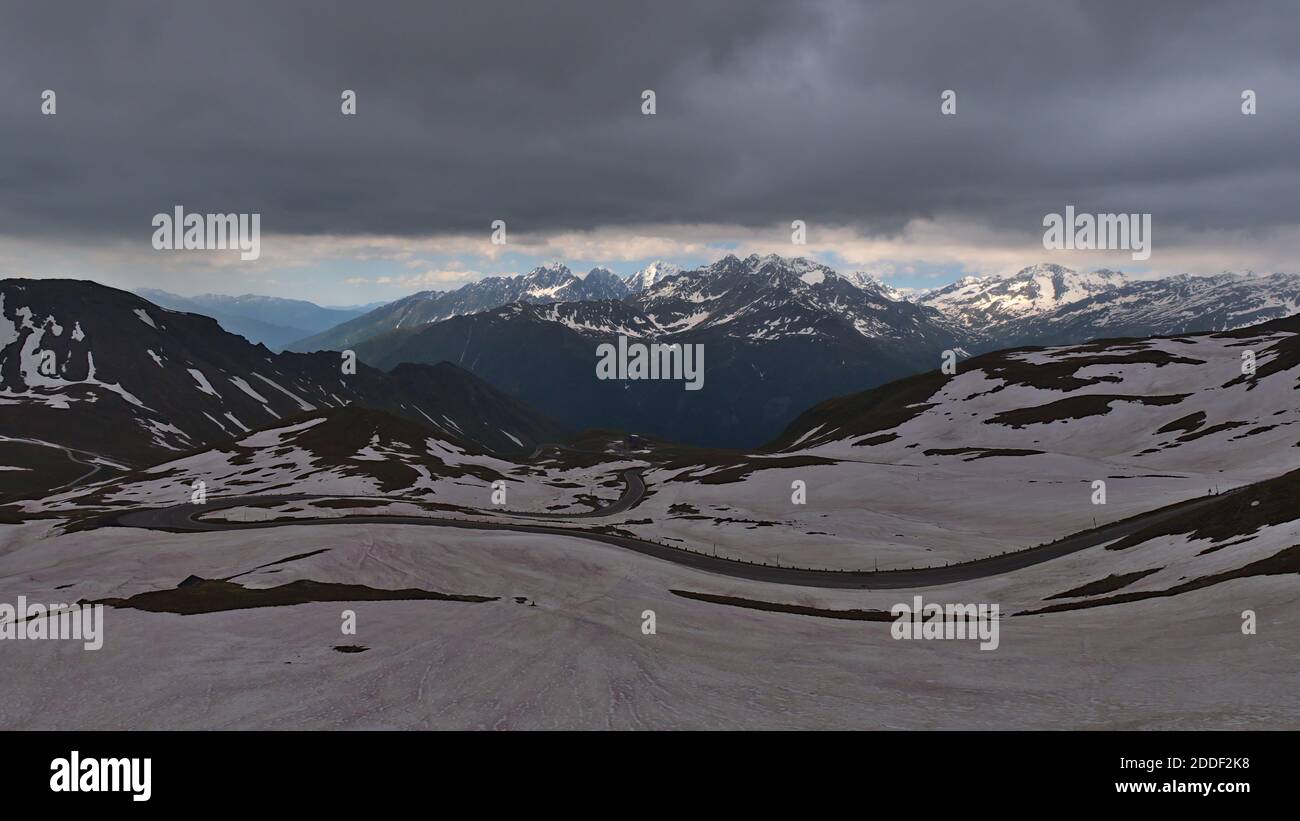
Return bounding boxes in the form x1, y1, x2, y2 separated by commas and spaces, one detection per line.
0, 280, 567, 496
17, 405, 627, 518
774, 313, 1300, 472
674, 314, 1295, 567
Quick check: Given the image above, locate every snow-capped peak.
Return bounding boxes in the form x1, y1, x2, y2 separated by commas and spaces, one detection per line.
625, 261, 683, 292
844, 272, 909, 302
737, 254, 839, 287
521, 262, 576, 296
526, 261, 573, 280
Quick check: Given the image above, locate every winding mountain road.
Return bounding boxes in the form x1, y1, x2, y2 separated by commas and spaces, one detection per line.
106, 468, 1230, 590
0, 435, 118, 493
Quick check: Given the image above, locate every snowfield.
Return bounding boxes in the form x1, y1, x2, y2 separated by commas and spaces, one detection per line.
0, 511, 1293, 729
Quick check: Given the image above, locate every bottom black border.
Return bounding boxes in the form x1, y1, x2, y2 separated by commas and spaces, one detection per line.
6, 730, 1285, 807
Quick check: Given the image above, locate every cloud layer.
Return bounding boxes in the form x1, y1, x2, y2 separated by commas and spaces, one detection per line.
2, 0, 1299, 298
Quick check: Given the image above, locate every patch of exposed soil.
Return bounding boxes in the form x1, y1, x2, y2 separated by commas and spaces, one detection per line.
670, 589, 893, 621
89, 577, 498, 615
1105, 466, 1300, 550
985, 394, 1188, 427
1019, 545, 1299, 615
227, 549, 331, 580
979, 348, 1204, 392
853, 433, 900, 447
1045, 568, 1162, 599
1156, 412, 1206, 435
665, 455, 837, 484
922, 447, 1045, 460
1176, 420, 1249, 442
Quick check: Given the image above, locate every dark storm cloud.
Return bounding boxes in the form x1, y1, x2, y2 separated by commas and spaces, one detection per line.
1, 0, 1297, 242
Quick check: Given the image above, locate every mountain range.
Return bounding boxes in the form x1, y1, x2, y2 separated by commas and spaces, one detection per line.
0, 279, 564, 497
915, 263, 1127, 343
8, 254, 1300, 486
912, 263, 1300, 351
289, 254, 1297, 446
344, 254, 963, 447
290, 263, 637, 352
976, 270, 1300, 350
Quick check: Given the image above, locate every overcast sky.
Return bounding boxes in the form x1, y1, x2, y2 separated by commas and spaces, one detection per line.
2, 0, 1298, 302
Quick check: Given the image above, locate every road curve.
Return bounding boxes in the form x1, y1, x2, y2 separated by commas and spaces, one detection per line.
105, 480, 1231, 590
49, 445, 111, 491
501, 469, 646, 519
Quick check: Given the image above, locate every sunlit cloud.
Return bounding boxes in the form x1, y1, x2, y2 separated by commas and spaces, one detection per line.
5, 215, 1300, 304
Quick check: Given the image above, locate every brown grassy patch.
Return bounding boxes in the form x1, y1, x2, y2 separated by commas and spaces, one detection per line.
1044, 568, 1162, 599
1105, 466, 1300, 550
89, 577, 498, 615
1019, 546, 1299, 615
665, 455, 836, 484
671, 589, 893, 621
922, 447, 1044, 460
986, 394, 1188, 427
1156, 412, 1206, 435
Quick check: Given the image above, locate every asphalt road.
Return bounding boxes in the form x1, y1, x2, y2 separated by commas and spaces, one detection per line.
502, 469, 646, 519
107, 474, 1230, 590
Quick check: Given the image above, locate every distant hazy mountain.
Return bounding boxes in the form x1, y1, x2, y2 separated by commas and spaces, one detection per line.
289, 263, 631, 352
325, 300, 393, 312
135, 288, 368, 351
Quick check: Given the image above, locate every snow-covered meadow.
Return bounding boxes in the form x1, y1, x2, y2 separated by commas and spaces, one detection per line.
0, 508, 1293, 729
